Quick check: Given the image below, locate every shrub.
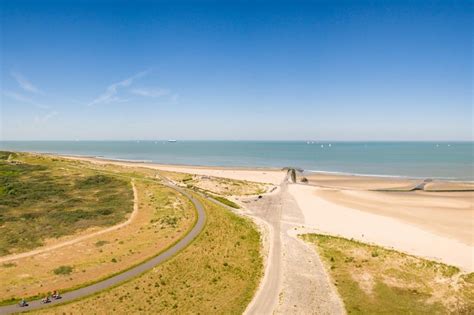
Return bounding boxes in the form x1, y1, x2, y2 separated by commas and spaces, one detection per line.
53, 265, 73, 275
2, 262, 16, 268
95, 240, 109, 247
75, 175, 113, 188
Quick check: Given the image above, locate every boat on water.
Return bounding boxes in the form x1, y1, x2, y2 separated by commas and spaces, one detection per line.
167, 139, 177, 143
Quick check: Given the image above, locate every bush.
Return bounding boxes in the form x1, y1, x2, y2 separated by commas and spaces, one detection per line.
95, 240, 109, 247
2, 262, 16, 268
75, 175, 113, 188
53, 265, 73, 275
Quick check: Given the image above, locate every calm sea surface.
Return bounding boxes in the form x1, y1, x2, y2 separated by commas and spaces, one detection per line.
1, 141, 473, 180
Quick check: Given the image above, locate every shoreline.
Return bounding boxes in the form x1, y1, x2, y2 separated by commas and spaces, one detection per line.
8, 150, 473, 183
45, 152, 284, 172
4, 151, 473, 276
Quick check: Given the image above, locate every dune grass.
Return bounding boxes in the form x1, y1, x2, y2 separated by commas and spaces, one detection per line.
0, 179, 196, 304
302, 234, 474, 314
34, 194, 263, 314
0, 152, 133, 256
211, 195, 241, 209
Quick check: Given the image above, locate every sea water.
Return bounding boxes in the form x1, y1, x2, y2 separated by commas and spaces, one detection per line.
1, 141, 472, 180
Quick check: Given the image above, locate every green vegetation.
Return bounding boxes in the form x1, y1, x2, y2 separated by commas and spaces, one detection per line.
211, 195, 240, 209
302, 234, 474, 314
1, 263, 16, 268
53, 265, 73, 275
94, 240, 109, 247
36, 195, 263, 314
0, 179, 196, 305
0, 151, 133, 255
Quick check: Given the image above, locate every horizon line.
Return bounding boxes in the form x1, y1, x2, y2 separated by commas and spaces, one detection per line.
1, 139, 473, 142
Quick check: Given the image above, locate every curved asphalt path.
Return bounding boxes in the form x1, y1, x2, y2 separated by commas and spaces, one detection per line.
0, 184, 206, 315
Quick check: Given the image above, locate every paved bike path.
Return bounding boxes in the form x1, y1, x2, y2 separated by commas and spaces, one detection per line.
0, 185, 206, 315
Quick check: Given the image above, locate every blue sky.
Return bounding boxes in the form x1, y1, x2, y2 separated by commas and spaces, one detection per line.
1, 0, 472, 140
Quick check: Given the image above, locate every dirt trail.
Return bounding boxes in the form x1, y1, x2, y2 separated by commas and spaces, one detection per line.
0, 180, 139, 264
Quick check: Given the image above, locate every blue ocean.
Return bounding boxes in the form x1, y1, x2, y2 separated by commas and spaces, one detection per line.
1, 141, 472, 180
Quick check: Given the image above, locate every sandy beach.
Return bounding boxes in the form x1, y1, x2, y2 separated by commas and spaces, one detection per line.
58, 153, 474, 271
288, 184, 473, 271
60, 155, 286, 185
304, 172, 474, 191
303, 172, 420, 190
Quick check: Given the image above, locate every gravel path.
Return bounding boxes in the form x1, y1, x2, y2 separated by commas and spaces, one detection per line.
244, 177, 345, 315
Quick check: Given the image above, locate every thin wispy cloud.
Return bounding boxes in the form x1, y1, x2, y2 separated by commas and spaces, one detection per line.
34, 110, 59, 123
2, 90, 50, 109
131, 87, 170, 97
88, 70, 149, 106
11, 71, 43, 94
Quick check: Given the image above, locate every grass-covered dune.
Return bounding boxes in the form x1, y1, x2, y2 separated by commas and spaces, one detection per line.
160, 170, 270, 196
0, 180, 196, 303
0, 152, 198, 304
0, 152, 133, 255
302, 234, 474, 314
34, 195, 263, 314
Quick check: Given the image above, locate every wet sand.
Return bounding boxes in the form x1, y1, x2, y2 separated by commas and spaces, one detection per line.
302, 172, 419, 190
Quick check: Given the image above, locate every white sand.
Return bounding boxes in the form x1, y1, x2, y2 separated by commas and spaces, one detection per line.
60, 155, 286, 185
288, 184, 474, 272
151, 164, 285, 185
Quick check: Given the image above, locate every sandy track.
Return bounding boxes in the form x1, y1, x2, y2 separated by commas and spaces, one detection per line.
0, 180, 139, 264
276, 184, 345, 315
244, 185, 283, 314
244, 177, 345, 315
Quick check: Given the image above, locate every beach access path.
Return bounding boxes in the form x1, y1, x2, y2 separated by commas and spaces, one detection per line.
244, 175, 345, 315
